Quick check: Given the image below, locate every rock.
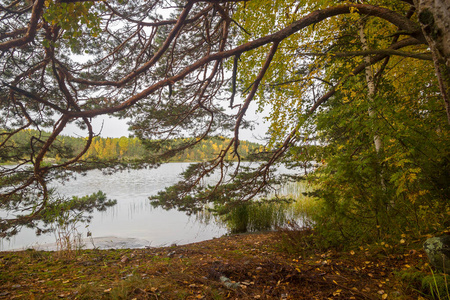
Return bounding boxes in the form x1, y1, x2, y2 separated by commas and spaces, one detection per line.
423, 235, 450, 272
121, 274, 133, 280
220, 276, 240, 289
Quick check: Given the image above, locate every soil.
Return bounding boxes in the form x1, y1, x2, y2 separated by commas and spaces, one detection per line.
0, 231, 430, 299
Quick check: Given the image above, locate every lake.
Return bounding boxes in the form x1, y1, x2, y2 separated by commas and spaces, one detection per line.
1, 163, 230, 251
0, 162, 307, 251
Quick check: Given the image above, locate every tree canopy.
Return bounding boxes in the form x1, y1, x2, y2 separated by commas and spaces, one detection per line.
1, 0, 449, 242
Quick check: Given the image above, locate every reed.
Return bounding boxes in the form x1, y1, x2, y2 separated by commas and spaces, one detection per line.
216, 180, 318, 233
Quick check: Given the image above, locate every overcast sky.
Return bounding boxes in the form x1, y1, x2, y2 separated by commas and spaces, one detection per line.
60, 5, 270, 143
62, 102, 269, 143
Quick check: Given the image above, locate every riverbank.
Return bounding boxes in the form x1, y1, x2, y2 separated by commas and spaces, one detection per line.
0, 231, 431, 299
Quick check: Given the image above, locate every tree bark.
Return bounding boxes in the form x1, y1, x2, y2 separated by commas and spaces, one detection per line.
359, 20, 386, 195
414, 0, 450, 123
359, 20, 383, 153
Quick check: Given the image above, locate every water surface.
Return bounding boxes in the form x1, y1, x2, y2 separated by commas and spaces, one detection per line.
1, 163, 228, 251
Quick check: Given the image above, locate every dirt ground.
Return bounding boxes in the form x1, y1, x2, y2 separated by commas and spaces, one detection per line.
0, 231, 430, 299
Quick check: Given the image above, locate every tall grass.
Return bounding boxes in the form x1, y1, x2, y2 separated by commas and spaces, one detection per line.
212, 180, 319, 233
52, 211, 86, 258
220, 201, 290, 233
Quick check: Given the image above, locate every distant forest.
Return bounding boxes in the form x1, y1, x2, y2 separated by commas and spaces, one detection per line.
1, 129, 262, 163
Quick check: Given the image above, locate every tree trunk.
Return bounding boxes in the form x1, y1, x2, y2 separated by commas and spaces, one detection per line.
414, 0, 450, 123
358, 20, 383, 153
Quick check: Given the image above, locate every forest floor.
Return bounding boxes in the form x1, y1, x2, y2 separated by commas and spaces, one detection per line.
0, 230, 434, 299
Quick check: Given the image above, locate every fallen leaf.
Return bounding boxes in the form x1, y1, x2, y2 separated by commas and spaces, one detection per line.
58, 294, 69, 298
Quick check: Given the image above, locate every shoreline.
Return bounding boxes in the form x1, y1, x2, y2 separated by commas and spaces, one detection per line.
0, 231, 429, 299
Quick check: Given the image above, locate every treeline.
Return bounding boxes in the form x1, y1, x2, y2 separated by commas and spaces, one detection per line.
1, 129, 262, 163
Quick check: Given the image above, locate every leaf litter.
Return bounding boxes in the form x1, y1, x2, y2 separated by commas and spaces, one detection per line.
0, 232, 429, 299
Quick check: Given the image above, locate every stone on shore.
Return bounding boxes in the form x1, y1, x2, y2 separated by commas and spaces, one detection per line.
423, 235, 450, 272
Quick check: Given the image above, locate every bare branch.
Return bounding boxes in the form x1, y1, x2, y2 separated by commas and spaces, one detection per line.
309, 37, 423, 113
0, 0, 45, 50
234, 41, 280, 154
298, 49, 432, 61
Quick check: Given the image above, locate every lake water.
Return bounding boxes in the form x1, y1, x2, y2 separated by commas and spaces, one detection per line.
1, 163, 230, 251
1, 162, 308, 251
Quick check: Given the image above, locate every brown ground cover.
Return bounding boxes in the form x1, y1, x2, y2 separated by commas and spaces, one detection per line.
0, 231, 429, 299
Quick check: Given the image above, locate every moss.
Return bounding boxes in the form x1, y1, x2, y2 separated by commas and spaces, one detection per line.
396, 270, 450, 299
422, 274, 450, 300
396, 269, 424, 285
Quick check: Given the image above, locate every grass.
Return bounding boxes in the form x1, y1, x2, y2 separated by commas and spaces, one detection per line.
425, 267, 450, 300
0, 231, 436, 299
395, 266, 450, 299
216, 180, 319, 234
220, 201, 291, 233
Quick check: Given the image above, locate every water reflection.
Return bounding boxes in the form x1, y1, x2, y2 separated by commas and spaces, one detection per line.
1, 163, 228, 251
1, 162, 311, 251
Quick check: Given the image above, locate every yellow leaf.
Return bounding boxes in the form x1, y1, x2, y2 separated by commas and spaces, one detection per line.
349, 6, 359, 14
